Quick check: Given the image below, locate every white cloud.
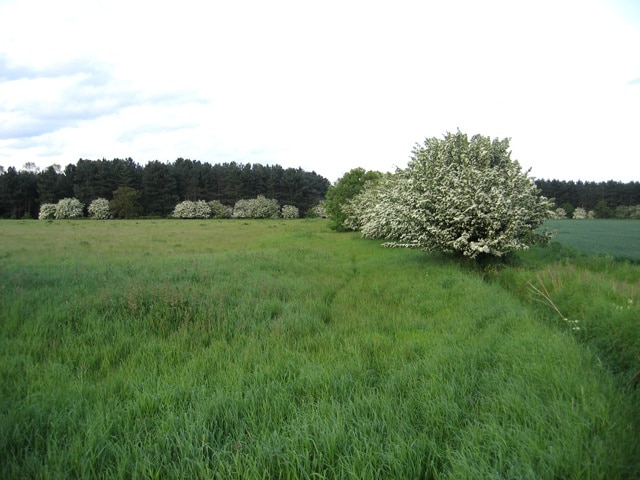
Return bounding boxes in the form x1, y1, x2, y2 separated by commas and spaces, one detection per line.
0, 0, 638, 182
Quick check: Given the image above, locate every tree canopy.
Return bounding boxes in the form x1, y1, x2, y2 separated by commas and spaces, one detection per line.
345, 132, 554, 259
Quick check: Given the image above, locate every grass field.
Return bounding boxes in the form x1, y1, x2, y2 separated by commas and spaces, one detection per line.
542, 219, 640, 261
1, 219, 638, 479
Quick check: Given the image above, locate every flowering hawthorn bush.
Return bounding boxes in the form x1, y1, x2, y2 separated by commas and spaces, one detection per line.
232, 199, 252, 218
38, 203, 57, 220
615, 205, 640, 219
343, 173, 406, 235
233, 196, 280, 219
553, 207, 567, 219
172, 200, 211, 219
572, 207, 587, 219
281, 205, 299, 219
208, 200, 233, 218
88, 198, 112, 219
309, 202, 328, 218
346, 131, 554, 258
325, 168, 382, 230
55, 198, 84, 219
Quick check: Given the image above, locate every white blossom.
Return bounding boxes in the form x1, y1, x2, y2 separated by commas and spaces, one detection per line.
208, 200, 233, 218
281, 205, 300, 219
38, 203, 57, 220
553, 207, 567, 219
88, 198, 112, 219
572, 207, 587, 219
310, 203, 328, 218
345, 132, 553, 258
172, 200, 212, 219
55, 198, 84, 219
233, 196, 280, 219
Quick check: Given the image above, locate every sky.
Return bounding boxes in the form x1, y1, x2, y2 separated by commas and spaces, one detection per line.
0, 0, 638, 184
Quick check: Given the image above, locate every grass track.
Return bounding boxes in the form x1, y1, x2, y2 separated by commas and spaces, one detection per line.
1, 219, 638, 478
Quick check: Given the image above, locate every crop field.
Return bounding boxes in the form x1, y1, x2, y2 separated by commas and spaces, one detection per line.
1, 219, 639, 479
543, 219, 640, 261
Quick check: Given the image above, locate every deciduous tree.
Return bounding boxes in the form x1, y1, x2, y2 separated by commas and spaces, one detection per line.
346, 131, 554, 259
325, 168, 381, 231
110, 187, 142, 219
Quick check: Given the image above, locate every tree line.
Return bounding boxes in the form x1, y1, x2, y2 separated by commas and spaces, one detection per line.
535, 179, 640, 217
0, 158, 331, 219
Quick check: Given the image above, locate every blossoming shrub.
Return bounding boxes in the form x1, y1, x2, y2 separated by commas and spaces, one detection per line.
346, 131, 554, 258
55, 198, 84, 219
172, 200, 211, 219
308, 202, 328, 218
208, 200, 233, 218
572, 207, 587, 219
281, 205, 299, 219
88, 198, 112, 219
553, 208, 567, 219
232, 199, 252, 218
343, 174, 406, 234
38, 203, 57, 220
233, 196, 280, 219
325, 168, 382, 230
614, 205, 640, 219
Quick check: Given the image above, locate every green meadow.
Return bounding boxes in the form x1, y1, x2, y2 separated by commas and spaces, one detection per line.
1, 219, 638, 479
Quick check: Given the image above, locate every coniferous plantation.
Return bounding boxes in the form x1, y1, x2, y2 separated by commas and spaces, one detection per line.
535, 179, 640, 218
0, 158, 331, 219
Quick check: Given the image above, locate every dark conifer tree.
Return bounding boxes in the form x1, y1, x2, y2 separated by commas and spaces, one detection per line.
37, 166, 63, 204
142, 160, 179, 216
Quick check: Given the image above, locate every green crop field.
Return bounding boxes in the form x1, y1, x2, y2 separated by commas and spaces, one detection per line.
542, 219, 640, 261
1, 219, 638, 479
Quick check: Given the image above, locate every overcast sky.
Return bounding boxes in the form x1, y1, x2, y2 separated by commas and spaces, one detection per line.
0, 0, 638, 183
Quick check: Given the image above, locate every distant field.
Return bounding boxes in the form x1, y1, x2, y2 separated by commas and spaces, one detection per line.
542, 219, 640, 261
1, 219, 638, 478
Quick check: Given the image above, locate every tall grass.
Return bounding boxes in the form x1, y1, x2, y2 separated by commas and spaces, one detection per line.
1, 219, 638, 478
490, 241, 640, 385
